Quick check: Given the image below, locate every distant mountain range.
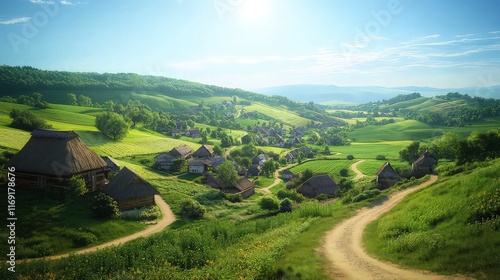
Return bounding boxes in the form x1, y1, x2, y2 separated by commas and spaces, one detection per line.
253, 84, 500, 105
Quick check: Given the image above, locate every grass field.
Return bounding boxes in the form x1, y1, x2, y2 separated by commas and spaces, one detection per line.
364, 159, 500, 279
244, 102, 312, 127
331, 141, 411, 160
356, 160, 410, 176
290, 159, 355, 181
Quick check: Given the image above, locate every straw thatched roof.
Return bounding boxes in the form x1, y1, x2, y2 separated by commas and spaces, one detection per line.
103, 167, 160, 201
297, 174, 338, 198
170, 145, 193, 158
413, 150, 438, 167
376, 162, 399, 179
7, 129, 106, 176
193, 145, 214, 158
234, 177, 254, 192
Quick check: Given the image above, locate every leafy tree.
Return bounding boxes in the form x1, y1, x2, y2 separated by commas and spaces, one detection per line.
339, 168, 349, 177
213, 145, 223, 156
104, 100, 115, 112
91, 192, 119, 219
301, 169, 314, 183
180, 200, 205, 219
171, 158, 186, 172
241, 134, 254, 145
432, 132, 460, 160
346, 154, 355, 160
95, 112, 129, 140
17, 94, 35, 106
217, 160, 238, 187
9, 109, 53, 131
241, 143, 258, 158
262, 160, 278, 177
67, 93, 77, 106
399, 141, 421, 164
77, 94, 93, 107
324, 145, 331, 155
279, 198, 293, 212
66, 176, 87, 201
259, 197, 279, 211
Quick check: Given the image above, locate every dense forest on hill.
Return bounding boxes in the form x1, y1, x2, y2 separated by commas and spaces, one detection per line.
0, 65, 302, 108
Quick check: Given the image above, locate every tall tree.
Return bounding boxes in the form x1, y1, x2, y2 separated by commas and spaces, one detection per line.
95, 112, 129, 140
67, 93, 77, 106
217, 160, 238, 187
399, 141, 421, 164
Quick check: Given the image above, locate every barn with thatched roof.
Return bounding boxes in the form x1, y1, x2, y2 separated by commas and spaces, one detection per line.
193, 145, 214, 158
376, 162, 400, 188
412, 150, 438, 173
297, 174, 338, 198
6, 129, 107, 191
103, 167, 160, 211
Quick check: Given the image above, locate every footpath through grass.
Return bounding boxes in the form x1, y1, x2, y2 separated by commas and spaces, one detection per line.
364, 159, 500, 279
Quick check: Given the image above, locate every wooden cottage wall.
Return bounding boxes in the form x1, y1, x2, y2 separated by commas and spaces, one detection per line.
117, 196, 156, 211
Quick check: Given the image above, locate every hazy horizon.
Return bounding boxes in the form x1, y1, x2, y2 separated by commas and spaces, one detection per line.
1, 0, 499, 91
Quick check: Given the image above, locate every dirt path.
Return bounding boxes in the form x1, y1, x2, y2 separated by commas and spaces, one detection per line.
224, 132, 248, 157
41, 195, 175, 260
351, 160, 367, 180
322, 175, 468, 280
260, 163, 298, 194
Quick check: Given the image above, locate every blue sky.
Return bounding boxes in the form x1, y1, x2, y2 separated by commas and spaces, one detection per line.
0, 0, 499, 90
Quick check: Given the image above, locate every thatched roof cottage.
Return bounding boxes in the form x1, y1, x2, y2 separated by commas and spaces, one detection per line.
103, 167, 160, 211
376, 162, 400, 188
6, 129, 107, 191
297, 174, 338, 198
193, 145, 214, 158
412, 150, 438, 173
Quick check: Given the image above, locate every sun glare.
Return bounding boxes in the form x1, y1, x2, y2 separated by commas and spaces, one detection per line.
238, 0, 270, 23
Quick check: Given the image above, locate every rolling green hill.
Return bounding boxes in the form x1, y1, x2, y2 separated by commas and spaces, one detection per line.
364, 159, 500, 279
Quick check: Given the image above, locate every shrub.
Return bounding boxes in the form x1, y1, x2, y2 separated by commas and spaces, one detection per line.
259, 197, 280, 211
339, 168, 349, 177
66, 176, 87, 201
352, 189, 381, 203
91, 192, 119, 219
9, 109, 52, 131
119, 205, 162, 221
225, 193, 243, 203
279, 198, 293, 213
315, 193, 330, 201
139, 158, 151, 165
346, 154, 355, 160
180, 200, 205, 219
68, 231, 98, 247
376, 155, 386, 160
277, 189, 305, 203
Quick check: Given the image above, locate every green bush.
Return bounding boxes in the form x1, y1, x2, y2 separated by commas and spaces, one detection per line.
66, 176, 87, 201
315, 193, 330, 201
68, 231, 98, 247
346, 154, 355, 160
279, 198, 293, 213
339, 168, 349, 177
352, 189, 381, 203
277, 189, 305, 203
259, 197, 280, 211
225, 193, 243, 203
180, 200, 205, 219
91, 192, 119, 219
119, 205, 161, 221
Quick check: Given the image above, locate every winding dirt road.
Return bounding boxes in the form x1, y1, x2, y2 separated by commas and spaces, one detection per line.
322, 175, 469, 280
260, 163, 298, 194
42, 195, 175, 260
351, 160, 367, 180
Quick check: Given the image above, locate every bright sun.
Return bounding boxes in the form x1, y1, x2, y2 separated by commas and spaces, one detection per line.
238, 0, 270, 23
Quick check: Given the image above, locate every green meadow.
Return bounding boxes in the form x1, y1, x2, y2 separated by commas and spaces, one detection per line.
244, 102, 312, 126
289, 159, 355, 181
364, 159, 500, 279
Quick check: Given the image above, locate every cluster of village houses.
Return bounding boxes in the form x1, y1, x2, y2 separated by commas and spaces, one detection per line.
6, 129, 438, 212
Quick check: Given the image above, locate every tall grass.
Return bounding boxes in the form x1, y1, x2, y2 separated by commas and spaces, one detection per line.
364, 159, 500, 279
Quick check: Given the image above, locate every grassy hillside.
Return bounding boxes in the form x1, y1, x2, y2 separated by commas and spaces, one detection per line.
364, 159, 500, 279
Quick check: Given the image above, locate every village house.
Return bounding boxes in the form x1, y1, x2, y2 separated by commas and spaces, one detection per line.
187, 128, 201, 138
102, 156, 120, 174
253, 153, 270, 166
376, 162, 400, 189
247, 164, 261, 177
6, 129, 107, 191
412, 150, 438, 175
281, 170, 295, 180
103, 167, 160, 211
155, 145, 193, 170
210, 156, 226, 169
204, 174, 255, 199
193, 145, 214, 158
188, 158, 211, 174
297, 174, 339, 198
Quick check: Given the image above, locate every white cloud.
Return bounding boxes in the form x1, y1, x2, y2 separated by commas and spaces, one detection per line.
0, 17, 31, 25
29, 0, 55, 4
489, 31, 500, 34
456, 34, 474, 38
